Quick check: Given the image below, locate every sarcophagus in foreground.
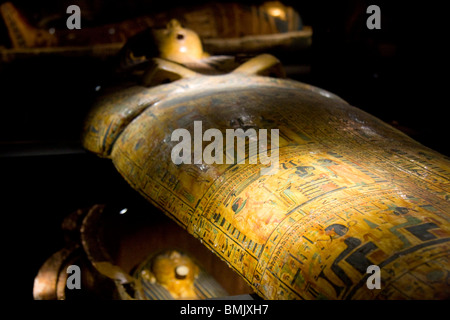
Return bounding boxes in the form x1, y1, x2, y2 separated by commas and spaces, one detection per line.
82, 54, 450, 300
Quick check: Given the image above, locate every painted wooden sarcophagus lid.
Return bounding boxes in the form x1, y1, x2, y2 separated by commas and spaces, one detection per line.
82, 53, 450, 300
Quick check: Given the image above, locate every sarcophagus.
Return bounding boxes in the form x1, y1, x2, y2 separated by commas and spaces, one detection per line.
82, 54, 450, 300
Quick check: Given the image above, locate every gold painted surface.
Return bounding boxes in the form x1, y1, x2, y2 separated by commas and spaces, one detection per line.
141, 250, 199, 299
153, 19, 209, 64
82, 56, 450, 300
131, 249, 229, 300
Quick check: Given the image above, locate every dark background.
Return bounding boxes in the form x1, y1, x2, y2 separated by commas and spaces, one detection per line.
1, 0, 448, 301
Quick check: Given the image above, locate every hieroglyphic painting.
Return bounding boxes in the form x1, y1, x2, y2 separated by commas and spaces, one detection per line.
84, 73, 450, 299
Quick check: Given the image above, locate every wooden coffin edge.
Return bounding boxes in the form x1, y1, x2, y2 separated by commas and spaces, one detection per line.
0, 28, 312, 63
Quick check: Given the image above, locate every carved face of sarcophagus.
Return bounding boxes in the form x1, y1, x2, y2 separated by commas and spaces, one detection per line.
82, 49, 450, 300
